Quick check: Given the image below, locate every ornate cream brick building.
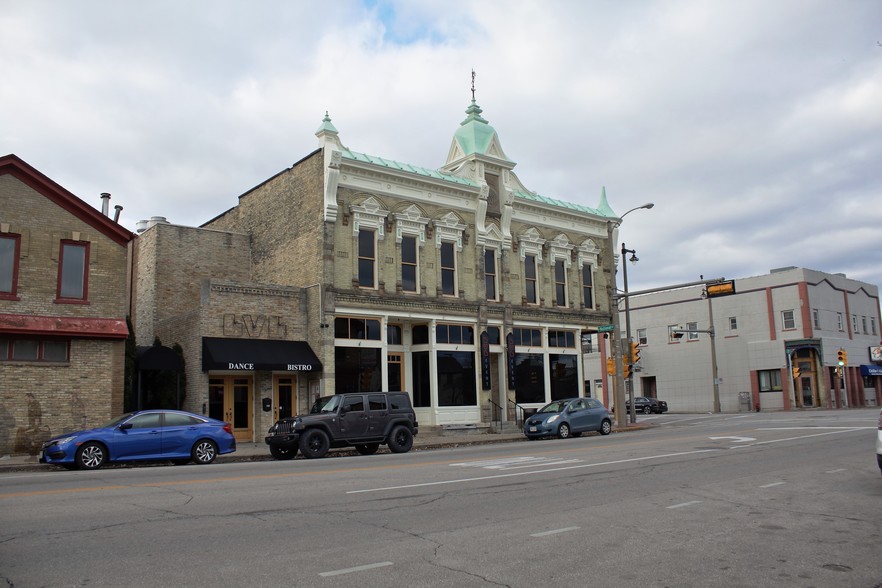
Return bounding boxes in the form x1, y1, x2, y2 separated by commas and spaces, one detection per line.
134, 98, 624, 440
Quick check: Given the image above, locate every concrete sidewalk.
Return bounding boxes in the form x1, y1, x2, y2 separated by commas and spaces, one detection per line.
0, 422, 651, 472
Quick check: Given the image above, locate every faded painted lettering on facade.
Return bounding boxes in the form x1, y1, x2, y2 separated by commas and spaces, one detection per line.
223, 314, 288, 338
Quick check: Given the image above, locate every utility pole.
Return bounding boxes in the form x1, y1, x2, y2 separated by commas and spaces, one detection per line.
607, 220, 627, 428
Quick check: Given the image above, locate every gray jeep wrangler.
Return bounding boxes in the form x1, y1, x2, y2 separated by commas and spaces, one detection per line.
265, 392, 419, 459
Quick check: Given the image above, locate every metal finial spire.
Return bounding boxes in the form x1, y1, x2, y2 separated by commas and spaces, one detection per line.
471, 69, 476, 101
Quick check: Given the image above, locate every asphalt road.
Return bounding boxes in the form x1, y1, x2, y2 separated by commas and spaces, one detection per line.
1, 409, 880, 587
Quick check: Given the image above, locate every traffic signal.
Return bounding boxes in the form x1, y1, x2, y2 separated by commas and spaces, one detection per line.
630, 342, 641, 364
792, 366, 801, 379
837, 349, 847, 366
623, 362, 631, 378
606, 357, 615, 375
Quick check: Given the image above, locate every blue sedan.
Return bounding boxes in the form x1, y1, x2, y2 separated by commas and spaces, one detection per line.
524, 398, 612, 440
39, 410, 237, 470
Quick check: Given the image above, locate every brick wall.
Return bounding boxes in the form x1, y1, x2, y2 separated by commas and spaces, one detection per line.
0, 174, 130, 456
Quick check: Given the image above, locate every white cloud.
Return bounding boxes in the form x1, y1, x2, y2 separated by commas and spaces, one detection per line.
2, 0, 881, 293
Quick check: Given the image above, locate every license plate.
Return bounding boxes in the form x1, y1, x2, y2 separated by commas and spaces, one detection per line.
38, 450, 43, 460
529, 426, 537, 432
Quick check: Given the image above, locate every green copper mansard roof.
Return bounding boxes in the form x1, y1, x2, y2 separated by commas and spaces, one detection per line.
452, 99, 509, 160
341, 148, 478, 187
321, 111, 616, 219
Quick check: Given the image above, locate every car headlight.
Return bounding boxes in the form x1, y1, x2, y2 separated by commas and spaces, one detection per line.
546, 415, 560, 424
53, 436, 78, 446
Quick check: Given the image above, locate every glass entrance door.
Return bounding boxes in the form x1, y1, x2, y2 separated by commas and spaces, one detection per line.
208, 376, 253, 442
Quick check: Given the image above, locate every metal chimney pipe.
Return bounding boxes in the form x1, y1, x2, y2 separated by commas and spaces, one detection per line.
100, 193, 111, 216
113, 205, 123, 223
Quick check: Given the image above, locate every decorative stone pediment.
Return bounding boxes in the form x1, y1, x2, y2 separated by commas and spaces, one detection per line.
518, 227, 545, 262
393, 204, 430, 245
577, 238, 601, 267
350, 195, 389, 238
433, 212, 467, 251
477, 222, 505, 251
548, 233, 574, 268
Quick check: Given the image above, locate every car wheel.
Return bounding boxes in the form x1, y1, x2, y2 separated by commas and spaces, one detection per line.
643, 406, 652, 415
192, 439, 218, 464
355, 443, 380, 455
299, 429, 330, 459
270, 444, 297, 460
557, 423, 571, 439
75, 442, 107, 470
387, 425, 414, 453
600, 419, 612, 435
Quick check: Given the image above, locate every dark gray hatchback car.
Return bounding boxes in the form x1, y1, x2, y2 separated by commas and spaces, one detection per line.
265, 392, 419, 459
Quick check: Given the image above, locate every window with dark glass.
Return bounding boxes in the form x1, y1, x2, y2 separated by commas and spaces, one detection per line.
412, 324, 429, 345
436, 351, 477, 406
368, 394, 387, 411
57, 240, 89, 301
553, 259, 566, 307
413, 351, 431, 407
514, 353, 545, 403
129, 413, 162, 429
485, 326, 500, 345
484, 249, 497, 300
512, 328, 541, 346
581, 263, 593, 308
1, 338, 69, 362
357, 229, 376, 288
334, 347, 382, 393
436, 324, 474, 345
440, 241, 456, 296
334, 317, 381, 340
547, 331, 575, 348
401, 235, 417, 292
387, 324, 402, 345
524, 254, 537, 304
0, 234, 21, 299
550, 354, 578, 400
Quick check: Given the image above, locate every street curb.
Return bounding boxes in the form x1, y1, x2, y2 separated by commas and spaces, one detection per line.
0, 424, 653, 473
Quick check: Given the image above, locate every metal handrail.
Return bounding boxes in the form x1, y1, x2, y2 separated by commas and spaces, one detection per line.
507, 398, 528, 428
488, 398, 503, 429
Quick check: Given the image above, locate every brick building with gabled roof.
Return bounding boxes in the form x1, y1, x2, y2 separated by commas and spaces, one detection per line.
0, 154, 135, 456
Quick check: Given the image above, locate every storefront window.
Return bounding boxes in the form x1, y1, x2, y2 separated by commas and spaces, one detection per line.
412, 351, 430, 407
758, 369, 782, 392
334, 347, 382, 393
550, 354, 578, 400
437, 351, 476, 406
514, 353, 545, 403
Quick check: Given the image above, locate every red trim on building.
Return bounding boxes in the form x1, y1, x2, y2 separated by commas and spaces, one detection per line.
0, 154, 135, 247
0, 313, 129, 339
798, 281, 812, 338
765, 287, 776, 341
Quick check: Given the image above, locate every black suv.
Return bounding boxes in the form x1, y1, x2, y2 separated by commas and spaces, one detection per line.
265, 392, 419, 459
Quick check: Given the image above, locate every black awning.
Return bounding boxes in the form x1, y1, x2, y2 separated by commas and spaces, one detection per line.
137, 345, 183, 371
202, 337, 322, 372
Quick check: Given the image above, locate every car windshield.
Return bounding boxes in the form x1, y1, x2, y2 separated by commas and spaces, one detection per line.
100, 413, 136, 428
310, 395, 341, 414
538, 400, 569, 414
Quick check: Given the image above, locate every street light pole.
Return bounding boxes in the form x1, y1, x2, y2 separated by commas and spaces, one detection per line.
606, 202, 654, 428
706, 291, 722, 413
622, 242, 638, 424
606, 220, 626, 429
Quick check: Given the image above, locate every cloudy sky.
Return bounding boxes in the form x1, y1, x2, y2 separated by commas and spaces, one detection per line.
3, 0, 881, 292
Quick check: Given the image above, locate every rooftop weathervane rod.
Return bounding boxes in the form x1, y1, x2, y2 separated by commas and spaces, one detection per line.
471, 69, 476, 101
